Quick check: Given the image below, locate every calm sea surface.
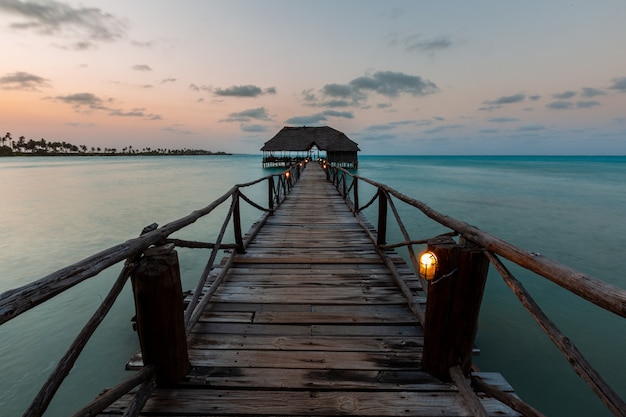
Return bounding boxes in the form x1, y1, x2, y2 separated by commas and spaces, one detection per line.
1, 155, 625, 416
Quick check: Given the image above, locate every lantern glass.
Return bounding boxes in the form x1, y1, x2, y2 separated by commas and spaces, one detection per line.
419, 251, 438, 280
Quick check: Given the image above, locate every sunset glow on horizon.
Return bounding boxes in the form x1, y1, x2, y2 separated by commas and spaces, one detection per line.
1, 0, 625, 155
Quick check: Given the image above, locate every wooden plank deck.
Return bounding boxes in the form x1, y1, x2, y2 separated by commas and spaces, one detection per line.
102, 165, 519, 416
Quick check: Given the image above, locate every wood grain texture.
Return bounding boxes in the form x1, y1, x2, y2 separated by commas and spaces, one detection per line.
102, 165, 519, 416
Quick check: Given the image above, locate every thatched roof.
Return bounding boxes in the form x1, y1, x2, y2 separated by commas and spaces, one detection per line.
261, 126, 360, 152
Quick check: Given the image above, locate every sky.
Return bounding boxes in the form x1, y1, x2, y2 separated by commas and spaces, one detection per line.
1, 0, 625, 155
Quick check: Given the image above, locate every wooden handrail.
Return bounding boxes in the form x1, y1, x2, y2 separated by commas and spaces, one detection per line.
0, 164, 302, 417
327, 165, 626, 318
485, 251, 626, 416
323, 162, 626, 416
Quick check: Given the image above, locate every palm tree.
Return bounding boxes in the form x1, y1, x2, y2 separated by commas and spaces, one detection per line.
1, 132, 10, 148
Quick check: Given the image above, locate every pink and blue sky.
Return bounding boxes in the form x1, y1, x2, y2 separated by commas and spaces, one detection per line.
1, 0, 625, 154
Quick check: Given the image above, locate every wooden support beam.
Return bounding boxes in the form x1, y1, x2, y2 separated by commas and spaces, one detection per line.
131, 245, 190, 386
377, 189, 388, 246
422, 237, 489, 381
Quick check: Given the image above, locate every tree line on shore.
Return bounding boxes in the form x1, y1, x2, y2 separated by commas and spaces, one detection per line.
0, 132, 228, 156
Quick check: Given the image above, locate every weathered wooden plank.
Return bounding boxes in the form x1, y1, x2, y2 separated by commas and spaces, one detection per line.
191, 322, 423, 337
185, 334, 423, 352
184, 367, 450, 391
128, 348, 423, 371
103, 389, 519, 416
199, 304, 420, 324
110, 165, 521, 416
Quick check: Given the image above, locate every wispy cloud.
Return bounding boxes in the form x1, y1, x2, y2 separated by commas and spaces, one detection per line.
221, 107, 273, 122
0, 0, 127, 49
581, 87, 606, 98
0, 71, 51, 91
518, 124, 547, 132
305, 70, 438, 109
388, 33, 453, 55
480, 93, 526, 111
609, 76, 626, 93
286, 110, 354, 125
53, 92, 111, 111
240, 124, 269, 133
546, 100, 601, 110
488, 117, 518, 123
162, 124, 193, 135
213, 84, 276, 98
189, 83, 211, 93
52, 91, 160, 119
109, 108, 161, 119
553, 91, 577, 99
132, 64, 152, 71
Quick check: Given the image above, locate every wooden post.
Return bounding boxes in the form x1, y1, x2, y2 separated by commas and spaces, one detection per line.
233, 191, 244, 253
353, 179, 359, 214
422, 236, 489, 381
131, 244, 190, 386
268, 176, 275, 212
377, 189, 388, 246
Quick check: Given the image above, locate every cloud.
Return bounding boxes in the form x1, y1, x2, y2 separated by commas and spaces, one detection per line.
547, 100, 601, 110
480, 93, 526, 111
363, 120, 417, 132
221, 107, 272, 122
308, 70, 438, 108
553, 91, 577, 99
518, 124, 546, 132
214, 84, 276, 97
351, 71, 438, 97
0, 71, 51, 91
575, 100, 601, 109
609, 77, 626, 92
162, 125, 193, 135
423, 124, 463, 134
389, 33, 453, 54
581, 87, 606, 98
65, 121, 95, 128
52, 91, 160, 119
109, 108, 161, 119
189, 83, 211, 93
132, 64, 152, 71
488, 117, 518, 123
0, 0, 126, 47
285, 110, 354, 125
240, 124, 269, 132
53, 92, 110, 111
161, 78, 177, 84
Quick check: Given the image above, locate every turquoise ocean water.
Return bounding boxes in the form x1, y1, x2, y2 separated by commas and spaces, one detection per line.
0, 154, 625, 416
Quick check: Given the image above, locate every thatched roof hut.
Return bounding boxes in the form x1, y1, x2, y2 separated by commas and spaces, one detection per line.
261, 126, 360, 168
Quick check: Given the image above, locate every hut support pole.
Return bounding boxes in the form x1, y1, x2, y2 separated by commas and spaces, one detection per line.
422, 237, 489, 381
131, 244, 190, 386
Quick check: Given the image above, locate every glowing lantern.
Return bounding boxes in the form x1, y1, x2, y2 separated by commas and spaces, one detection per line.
419, 251, 438, 281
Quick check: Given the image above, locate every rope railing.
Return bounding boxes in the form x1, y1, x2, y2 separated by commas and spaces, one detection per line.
324, 162, 626, 416
0, 163, 304, 417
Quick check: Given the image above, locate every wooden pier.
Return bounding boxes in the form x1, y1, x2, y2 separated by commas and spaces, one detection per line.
100, 166, 519, 416
4, 160, 626, 416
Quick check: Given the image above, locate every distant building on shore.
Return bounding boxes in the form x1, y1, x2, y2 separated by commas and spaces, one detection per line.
261, 126, 360, 168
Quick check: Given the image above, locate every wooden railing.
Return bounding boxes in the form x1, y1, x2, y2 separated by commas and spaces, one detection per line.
325, 163, 626, 417
0, 163, 304, 417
